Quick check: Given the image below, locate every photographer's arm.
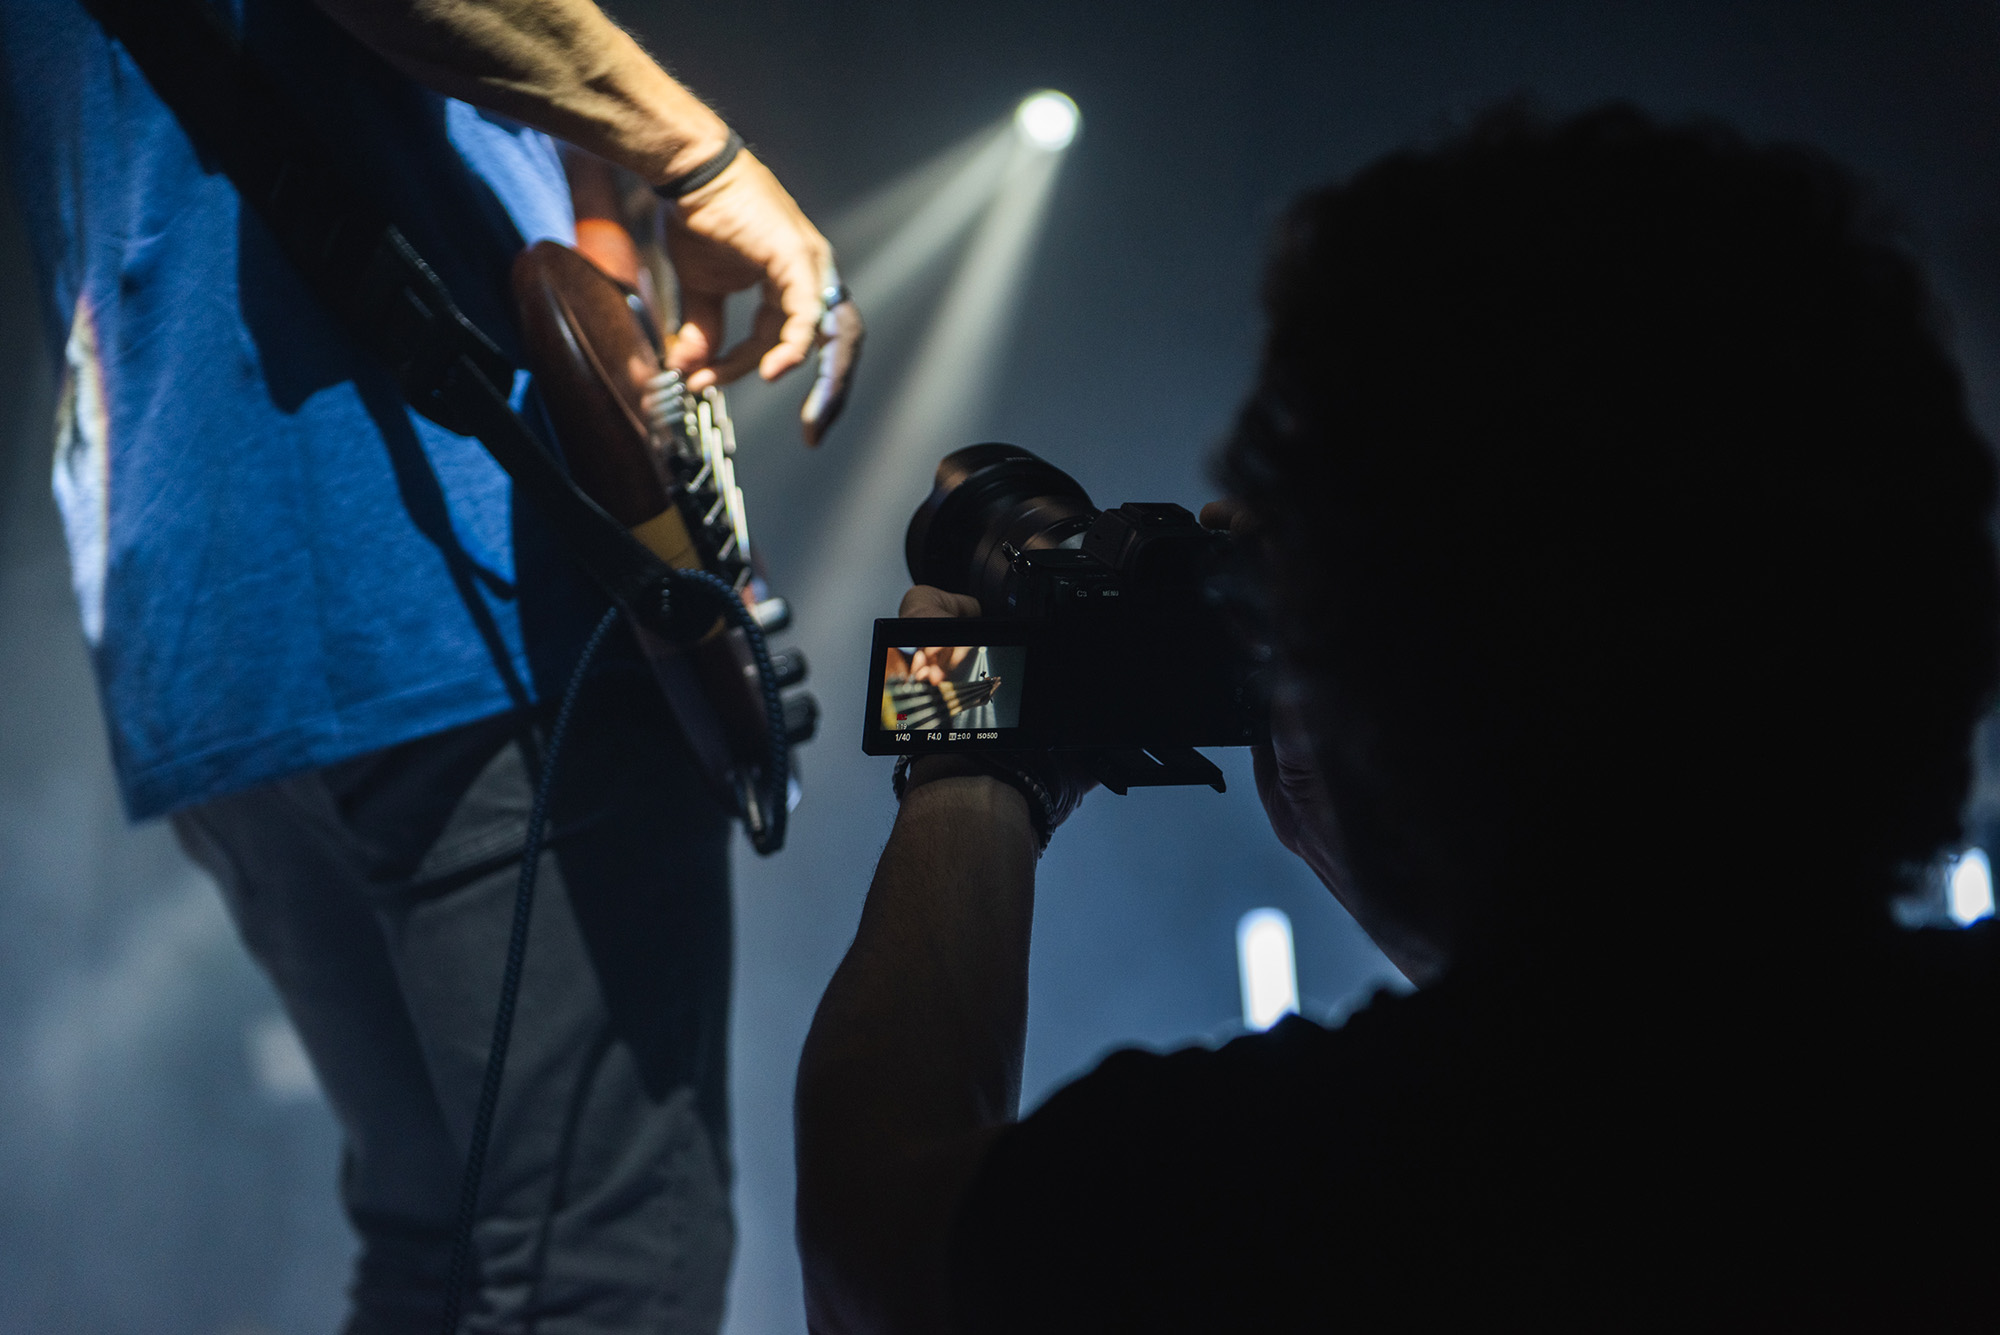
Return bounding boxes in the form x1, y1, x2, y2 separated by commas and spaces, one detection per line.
796, 592, 1038, 1335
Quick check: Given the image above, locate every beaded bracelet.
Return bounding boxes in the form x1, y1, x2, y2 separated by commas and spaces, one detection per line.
892, 753, 1057, 853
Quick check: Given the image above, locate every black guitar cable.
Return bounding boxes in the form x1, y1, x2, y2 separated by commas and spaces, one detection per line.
436, 569, 787, 1331
437, 603, 620, 1335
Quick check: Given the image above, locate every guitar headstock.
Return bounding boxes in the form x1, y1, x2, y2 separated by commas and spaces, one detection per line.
644, 371, 753, 593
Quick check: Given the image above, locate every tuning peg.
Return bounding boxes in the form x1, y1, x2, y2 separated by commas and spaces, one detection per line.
768, 649, 809, 689
782, 692, 819, 746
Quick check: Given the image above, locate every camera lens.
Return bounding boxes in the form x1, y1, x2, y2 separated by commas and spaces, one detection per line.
905, 443, 1098, 615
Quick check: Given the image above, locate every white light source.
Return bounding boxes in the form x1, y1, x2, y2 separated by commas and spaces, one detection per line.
797, 120, 1068, 647
1016, 91, 1079, 151
1237, 908, 1300, 1031
1948, 847, 1995, 926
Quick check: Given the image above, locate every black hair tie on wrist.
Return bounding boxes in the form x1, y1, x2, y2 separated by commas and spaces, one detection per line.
655, 129, 744, 200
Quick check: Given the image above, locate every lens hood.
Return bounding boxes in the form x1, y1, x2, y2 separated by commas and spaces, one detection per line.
905, 444, 1096, 609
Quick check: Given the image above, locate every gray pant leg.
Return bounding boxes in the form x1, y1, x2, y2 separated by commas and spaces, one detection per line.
174, 674, 735, 1334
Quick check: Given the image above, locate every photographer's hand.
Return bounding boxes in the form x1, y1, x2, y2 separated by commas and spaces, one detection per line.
898, 585, 981, 620
1203, 495, 1443, 983
1202, 499, 1347, 878
1253, 692, 1345, 885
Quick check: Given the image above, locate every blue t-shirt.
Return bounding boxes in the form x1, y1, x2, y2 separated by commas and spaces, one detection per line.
1, 0, 595, 818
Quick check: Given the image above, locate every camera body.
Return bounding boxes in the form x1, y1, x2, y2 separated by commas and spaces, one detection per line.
995, 502, 1228, 620
863, 445, 1264, 791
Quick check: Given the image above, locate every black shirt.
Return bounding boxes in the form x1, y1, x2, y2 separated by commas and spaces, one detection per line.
950, 922, 2000, 1332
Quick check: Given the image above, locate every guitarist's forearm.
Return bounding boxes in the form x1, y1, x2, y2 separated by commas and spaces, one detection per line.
312, 0, 731, 185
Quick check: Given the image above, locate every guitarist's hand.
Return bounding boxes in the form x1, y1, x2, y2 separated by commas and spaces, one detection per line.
665, 150, 863, 444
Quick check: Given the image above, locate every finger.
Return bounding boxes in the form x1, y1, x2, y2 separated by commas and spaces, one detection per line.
758, 293, 819, 383
693, 285, 787, 390
1251, 739, 1281, 802
800, 299, 865, 447
1267, 690, 1318, 761
899, 585, 983, 619
758, 244, 831, 385
1199, 498, 1255, 533
1250, 740, 1304, 855
670, 290, 725, 375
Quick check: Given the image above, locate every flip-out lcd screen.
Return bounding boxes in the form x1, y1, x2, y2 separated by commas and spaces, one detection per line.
864, 620, 1038, 753
862, 617, 1263, 757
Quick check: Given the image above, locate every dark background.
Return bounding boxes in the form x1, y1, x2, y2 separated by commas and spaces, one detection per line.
2, 2, 1997, 1331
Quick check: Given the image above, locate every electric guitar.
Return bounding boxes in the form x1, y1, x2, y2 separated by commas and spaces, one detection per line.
511, 238, 814, 838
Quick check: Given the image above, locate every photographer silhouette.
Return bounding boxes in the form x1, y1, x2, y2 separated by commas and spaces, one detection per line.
796, 104, 2000, 1333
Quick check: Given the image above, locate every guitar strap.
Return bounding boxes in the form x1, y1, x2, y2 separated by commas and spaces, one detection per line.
81, 0, 794, 851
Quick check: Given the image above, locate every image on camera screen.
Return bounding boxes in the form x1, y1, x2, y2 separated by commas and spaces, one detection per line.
879, 643, 1026, 737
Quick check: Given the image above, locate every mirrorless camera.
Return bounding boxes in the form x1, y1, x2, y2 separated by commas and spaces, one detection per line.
862, 444, 1265, 791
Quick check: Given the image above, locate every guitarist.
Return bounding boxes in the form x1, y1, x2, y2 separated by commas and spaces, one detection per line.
0, 1, 857, 1331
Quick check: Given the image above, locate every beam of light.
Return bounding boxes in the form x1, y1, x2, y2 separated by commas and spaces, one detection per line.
828, 124, 1016, 272
722, 122, 1017, 439
837, 127, 1021, 329
1016, 91, 1080, 151
793, 134, 1068, 672
1948, 847, 1994, 926
1237, 908, 1300, 1032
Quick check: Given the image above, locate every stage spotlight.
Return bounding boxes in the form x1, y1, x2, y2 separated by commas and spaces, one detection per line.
1948, 847, 1994, 926
1237, 908, 1300, 1032
1016, 91, 1079, 151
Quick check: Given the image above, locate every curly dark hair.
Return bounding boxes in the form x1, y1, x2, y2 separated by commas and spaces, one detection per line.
1219, 103, 1999, 930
